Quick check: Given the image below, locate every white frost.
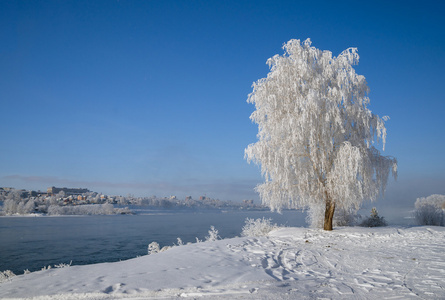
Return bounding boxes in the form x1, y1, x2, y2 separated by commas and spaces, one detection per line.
245, 39, 397, 227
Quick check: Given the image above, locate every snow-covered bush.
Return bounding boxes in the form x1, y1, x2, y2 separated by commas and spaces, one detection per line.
147, 242, 171, 255
148, 242, 161, 255
205, 226, 220, 242
359, 207, 387, 227
414, 195, 445, 226
54, 261, 72, 268
415, 204, 444, 226
0, 270, 16, 283
414, 194, 445, 226
147, 226, 221, 256
176, 237, 184, 246
241, 217, 278, 237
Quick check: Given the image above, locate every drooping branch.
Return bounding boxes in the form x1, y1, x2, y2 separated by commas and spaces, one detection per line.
246, 38, 397, 230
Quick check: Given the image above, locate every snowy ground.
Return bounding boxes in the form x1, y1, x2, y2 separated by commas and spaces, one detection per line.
1, 226, 444, 299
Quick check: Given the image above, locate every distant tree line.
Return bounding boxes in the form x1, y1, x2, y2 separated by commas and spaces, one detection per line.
0, 188, 263, 216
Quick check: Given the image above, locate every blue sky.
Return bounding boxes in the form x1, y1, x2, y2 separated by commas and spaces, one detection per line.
1, 0, 444, 206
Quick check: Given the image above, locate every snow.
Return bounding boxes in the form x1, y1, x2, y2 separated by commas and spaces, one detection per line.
1, 226, 444, 299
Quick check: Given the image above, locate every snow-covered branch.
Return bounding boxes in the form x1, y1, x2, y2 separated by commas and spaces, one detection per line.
246, 38, 397, 229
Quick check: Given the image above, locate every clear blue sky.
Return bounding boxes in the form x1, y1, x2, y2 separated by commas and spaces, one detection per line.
1, 0, 444, 206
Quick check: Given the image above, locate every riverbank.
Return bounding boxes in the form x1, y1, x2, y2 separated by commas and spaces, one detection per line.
1, 226, 444, 299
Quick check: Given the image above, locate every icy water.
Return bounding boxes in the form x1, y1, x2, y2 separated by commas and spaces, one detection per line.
0, 207, 415, 275
0, 210, 307, 274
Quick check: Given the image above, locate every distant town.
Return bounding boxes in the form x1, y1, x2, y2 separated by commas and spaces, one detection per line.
0, 186, 264, 216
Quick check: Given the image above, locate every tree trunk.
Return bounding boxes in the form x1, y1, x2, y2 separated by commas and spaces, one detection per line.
323, 199, 335, 231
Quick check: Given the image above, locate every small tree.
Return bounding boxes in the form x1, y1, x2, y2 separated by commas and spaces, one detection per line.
245, 39, 397, 230
359, 207, 387, 227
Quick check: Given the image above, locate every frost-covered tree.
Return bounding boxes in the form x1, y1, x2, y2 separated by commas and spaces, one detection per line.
245, 39, 397, 230
2, 198, 36, 215
415, 194, 445, 210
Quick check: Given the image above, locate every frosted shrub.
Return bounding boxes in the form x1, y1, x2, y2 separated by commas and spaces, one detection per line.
414, 195, 445, 226
147, 226, 221, 256
148, 242, 161, 255
241, 217, 278, 237
359, 207, 387, 227
54, 261, 72, 268
415, 204, 444, 226
147, 242, 171, 255
205, 226, 220, 242
0, 270, 16, 283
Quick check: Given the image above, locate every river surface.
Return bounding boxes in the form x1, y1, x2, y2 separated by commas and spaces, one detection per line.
0, 206, 415, 275
0, 209, 307, 274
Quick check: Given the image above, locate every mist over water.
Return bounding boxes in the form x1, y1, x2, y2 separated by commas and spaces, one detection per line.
0, 208, 414, 275
0, 210, 306, 274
